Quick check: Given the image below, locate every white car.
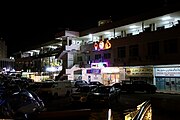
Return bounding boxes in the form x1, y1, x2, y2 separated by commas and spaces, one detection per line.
37, 80, 74, 98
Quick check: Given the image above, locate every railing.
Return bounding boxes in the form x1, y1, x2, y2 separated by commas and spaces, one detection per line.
125, 100, 152, 120
132, 100, 151, 120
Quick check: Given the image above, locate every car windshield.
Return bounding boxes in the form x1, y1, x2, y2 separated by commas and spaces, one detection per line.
89, 81, 103, 85
76, 85, 96, 92
93, 86, 111, 93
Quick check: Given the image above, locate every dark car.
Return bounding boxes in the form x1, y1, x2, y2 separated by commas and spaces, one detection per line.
87, 86, 120, 105
111, 82, 121, 95
74, 80, 88, 87
21, 77, 34, 83
70, 85, 97, 103
120, 80, 157, 93
88, 81, 104, 86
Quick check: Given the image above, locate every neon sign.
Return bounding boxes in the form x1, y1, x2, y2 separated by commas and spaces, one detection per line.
104, 40, 111, 49
99, 40, 104, 50
94, 39, 111, 51
91, 62, 108, 68
87, 69, 101, 74
94, 42, 98, 50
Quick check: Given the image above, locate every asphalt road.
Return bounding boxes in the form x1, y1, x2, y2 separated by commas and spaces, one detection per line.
37, 92, 180, 120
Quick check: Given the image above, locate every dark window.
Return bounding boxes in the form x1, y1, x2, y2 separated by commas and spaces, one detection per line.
104, 53, 111, 59
164, 39, 178, 54
77, 56, 82, 61
87, 56, 91, 64
117, 47, 126, 58
129, 45, 139, 57
87, 56, 90, 61
95, 54, 101, 60
147, 41, 159, 56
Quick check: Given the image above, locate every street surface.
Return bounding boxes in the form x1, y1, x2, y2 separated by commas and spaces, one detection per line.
37, 92, 180, 120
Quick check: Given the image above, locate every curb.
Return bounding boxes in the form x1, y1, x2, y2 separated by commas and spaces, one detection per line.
156, 91, 180, 95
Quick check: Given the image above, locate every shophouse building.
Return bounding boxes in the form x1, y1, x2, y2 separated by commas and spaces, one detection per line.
14, 5, 180, 93
59, 6, 180, 92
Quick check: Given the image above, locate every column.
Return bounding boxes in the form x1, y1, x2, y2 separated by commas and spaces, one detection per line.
150, 23, 156, 31
113, 28, 116, 38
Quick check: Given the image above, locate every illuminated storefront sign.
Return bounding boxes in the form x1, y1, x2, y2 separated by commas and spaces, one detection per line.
94, 42, 98, 50
86, 69, 101, 74
155, 68, 180, 77
94, 39, 111, 51
46, 66, 62, 72
91, 62, 108, 68
101, 67, 122, 73
126, 67, 153, 77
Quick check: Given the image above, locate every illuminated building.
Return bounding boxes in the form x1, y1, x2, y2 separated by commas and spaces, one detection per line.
0, 37, 14, 72
60, 5, 180, 92
13, 5, 180, 93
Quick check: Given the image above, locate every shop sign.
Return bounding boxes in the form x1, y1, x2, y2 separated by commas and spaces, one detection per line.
94, 39, 111, 51
101, 67, 120, 73
86, 69, 101, 74
91, 62, 108, 68
126, 68, 153, 77
155, 68, 180, 77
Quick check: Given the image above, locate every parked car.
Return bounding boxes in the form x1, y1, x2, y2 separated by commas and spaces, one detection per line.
87, 85, 120, 105
36, 80, 73, 98
20, 77, 34, 83
10, 79, 29, 89
88, 81, 104, 86
0, 87, 45, 119
120, 80, 157, 93
26, 82, 42, 92
111, 82, 121, 95
74, 80, 88, 87
70, 85, 97, 103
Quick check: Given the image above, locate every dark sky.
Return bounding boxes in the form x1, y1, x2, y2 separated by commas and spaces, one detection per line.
0, 0, 179, 57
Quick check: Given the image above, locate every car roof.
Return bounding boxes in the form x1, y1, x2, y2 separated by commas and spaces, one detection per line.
78, 84, 96, 87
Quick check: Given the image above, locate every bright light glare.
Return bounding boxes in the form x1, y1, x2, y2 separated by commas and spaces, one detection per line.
46, 66, 62, 72
129, 25, 138, 29
104, 31, 111, 34
88, 34, 92, 38
161, 16, 171, 21
108, 109, 112, 120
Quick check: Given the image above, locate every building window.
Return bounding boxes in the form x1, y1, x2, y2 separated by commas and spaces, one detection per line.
104, 53, 111, 59
77, 56, 82, 61
117, 47, 126, 58
129, 45, 139, 57
87, 55, 90, 61
164, 39, 178, 54
95, 54, 101, 60
147, 41, 159, 57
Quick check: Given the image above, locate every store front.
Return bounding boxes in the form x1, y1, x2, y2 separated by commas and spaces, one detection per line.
101, 67, 125, 85
125, 67, 153, 84
84, 68, 102, 83
155, 67, 180, 92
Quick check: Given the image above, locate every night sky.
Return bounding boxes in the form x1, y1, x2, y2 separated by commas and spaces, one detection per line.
0, 0, 179, 57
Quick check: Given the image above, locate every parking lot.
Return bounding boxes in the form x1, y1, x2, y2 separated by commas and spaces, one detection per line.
39, 92, 180, 120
